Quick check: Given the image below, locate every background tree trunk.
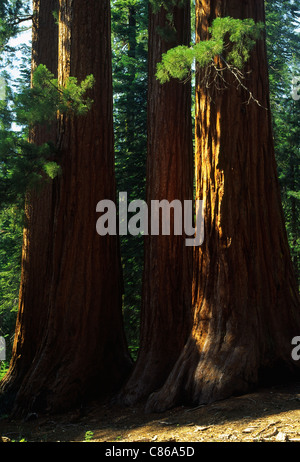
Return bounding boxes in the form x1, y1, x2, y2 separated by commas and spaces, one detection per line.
119, 1, 194, 405
2, 0, 132, 416
0, 0, 58, 413
146, 0, 300, 413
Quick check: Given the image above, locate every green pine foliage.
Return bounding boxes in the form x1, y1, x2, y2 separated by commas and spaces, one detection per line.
0, 64, 95, 208
156, 17, 264, 83
0, 0, 32, 54
16, 64, 95, 125
265, 0, 300, 284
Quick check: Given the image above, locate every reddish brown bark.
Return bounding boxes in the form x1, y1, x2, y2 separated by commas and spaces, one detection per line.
1, 0, 132, 416
119, 2, 194, 405
146, 0, 300, 413
0, 0, 58, 412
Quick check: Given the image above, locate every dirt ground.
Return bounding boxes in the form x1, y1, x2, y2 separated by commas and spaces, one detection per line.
0, 380, 300, 443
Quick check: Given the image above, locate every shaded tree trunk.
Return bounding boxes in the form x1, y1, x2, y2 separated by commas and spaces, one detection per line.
119, 1, 194, 405
146, 0, 300, 413
0, 0, 58, 413
1, 0, 132, 416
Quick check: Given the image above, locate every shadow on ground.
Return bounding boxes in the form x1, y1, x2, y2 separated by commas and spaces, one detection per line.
0, 381, 299, 442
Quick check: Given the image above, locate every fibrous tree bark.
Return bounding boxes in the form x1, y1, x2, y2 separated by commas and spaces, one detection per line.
146, 0, 300, 413
1, 0, 132, 416
0, 0, 59, 413
119, 0, 194, 405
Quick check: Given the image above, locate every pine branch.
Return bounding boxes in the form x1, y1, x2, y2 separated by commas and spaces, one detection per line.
9, 15, 33, 27
218, 56, 267, 108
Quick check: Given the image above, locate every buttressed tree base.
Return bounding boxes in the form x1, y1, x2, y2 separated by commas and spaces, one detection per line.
145, 0, 300, 413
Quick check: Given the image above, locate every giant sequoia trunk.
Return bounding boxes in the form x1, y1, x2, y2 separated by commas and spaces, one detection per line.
1, 0, 132, 416
119, 2, 194, 405
146, 0, 300, 413
0, 0, 58, 412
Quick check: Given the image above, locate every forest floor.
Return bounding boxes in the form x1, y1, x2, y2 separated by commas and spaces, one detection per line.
0, 380, 300, 443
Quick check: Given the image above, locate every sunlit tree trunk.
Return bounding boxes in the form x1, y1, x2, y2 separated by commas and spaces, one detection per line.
119, 1, 194, 405
146, 0, 300, 413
